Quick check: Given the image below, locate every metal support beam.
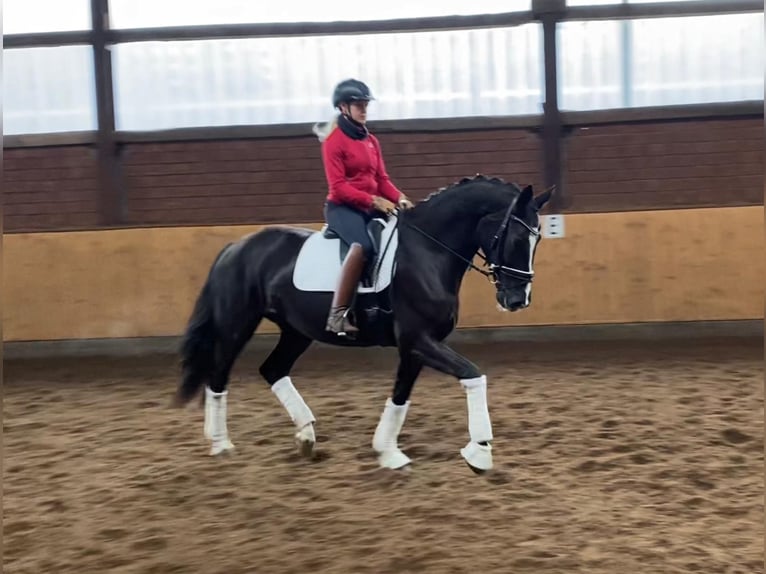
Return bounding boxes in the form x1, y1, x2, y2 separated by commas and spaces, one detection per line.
91, 0, 123, 225
7, 1, 757, 49
108, 12, 536, 44
4, 31, 93, 48
564, 0, 763, 21
4, 100, 761, 149
534, 0, 567, 211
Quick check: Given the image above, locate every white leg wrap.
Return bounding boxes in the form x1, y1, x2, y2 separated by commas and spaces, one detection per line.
272, 376, 316, 457
459, 375, 493, 471
271, 376, 316, 430
204, 387, 235, 456
461, 375, 493, 443
372, 398, 412, 469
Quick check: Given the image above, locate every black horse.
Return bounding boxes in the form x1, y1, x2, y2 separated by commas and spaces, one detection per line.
173, 174, 553, 473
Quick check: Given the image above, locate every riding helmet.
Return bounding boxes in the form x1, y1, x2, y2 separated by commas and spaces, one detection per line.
332, 78, 375, 109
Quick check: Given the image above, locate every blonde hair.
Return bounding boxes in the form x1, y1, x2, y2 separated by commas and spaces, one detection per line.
312, 114, 338, 142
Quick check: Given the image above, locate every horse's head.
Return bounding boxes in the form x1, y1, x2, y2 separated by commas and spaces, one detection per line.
476, 184, 554, 312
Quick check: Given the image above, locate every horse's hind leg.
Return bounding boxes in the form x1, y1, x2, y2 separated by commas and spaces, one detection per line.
259, 325, 315, 457
204, 332, 254, 456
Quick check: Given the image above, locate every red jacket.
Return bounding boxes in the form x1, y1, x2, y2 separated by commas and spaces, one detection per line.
321, 127, 403, 212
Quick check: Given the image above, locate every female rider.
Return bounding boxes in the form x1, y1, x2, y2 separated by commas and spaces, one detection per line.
314, 78, 414, 337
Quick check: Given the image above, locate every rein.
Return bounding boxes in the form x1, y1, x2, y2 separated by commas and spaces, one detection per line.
397, 204, 541, 285
398, 218, 494, 278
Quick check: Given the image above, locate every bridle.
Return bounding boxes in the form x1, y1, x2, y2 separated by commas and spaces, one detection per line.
485, 197, 541, 285
397, 196, 541, 287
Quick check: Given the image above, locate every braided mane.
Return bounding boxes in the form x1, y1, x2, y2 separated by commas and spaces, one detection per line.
419, 173, 523, 204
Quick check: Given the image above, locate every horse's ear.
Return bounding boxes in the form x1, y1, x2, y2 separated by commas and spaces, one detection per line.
516, 184, 534, 209
533, 185, 555, 211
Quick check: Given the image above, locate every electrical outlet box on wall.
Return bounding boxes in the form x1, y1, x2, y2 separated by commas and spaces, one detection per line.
542, 214, 565, 238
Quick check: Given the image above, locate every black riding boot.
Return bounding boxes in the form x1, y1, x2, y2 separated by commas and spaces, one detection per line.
326, 243, 366, 336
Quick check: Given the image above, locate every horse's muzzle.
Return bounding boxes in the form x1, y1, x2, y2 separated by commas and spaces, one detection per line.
496, 289, 529, 312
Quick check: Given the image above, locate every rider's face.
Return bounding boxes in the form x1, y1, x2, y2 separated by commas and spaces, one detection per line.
342, 101, 369, 124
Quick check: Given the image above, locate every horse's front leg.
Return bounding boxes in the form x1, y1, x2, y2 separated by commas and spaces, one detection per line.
372, 349, 423, 470
411, 336, 494, 473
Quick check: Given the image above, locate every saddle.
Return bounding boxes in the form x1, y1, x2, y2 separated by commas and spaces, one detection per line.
292, 215, 398, 295
321, 217, 387, 261
320, 218, 388, 286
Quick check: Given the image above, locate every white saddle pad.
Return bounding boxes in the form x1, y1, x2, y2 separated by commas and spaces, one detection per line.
292, 216, 399, 294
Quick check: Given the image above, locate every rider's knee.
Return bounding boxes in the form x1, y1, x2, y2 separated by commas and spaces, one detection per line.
350, 241, 374, 262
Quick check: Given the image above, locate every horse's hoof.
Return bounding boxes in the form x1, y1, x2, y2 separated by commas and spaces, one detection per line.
460, 441, 492, 474
464, 460, 488, 475
295, 424, 316, 458
377, 448, 412, 470
209, 440, 235, 456
297, 439, 315, 458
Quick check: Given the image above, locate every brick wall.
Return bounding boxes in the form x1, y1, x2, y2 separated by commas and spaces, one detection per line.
119, 127, 543, 227
4, 116, 762, 233
4, 146, 102, 232
564, 117, 763, 212
121, 138, 327, 225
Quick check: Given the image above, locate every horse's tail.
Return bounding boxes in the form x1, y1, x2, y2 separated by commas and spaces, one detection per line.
173, 279, 216, 407
173, 245, 230, 407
